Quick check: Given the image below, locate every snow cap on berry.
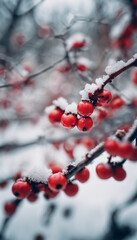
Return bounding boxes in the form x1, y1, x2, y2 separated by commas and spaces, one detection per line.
45, 105, 55, 114
66, 33, 89, 50
65, 102, 77, 114
53, 97, 68, 111
23, 166, 52, 184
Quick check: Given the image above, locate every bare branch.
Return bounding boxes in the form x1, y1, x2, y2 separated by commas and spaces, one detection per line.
0, 57, 65, 88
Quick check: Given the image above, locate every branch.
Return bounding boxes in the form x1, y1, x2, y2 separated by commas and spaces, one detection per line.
64, 118, 137, 180
97, 54, 137, 93
26, 57, 65, 81
54, 15, 109, 39
15, 0, 44, 17
0, 57, 65, 89
0, 106, 134, 153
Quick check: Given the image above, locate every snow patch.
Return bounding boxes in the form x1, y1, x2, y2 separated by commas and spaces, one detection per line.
45, 105, 55, 114
95, 75, 108, 89
53, 97, 68, 110
65, 102, 77, 114
105, 60, 125, 75
80, 89, 89, 101
24, 166, 52, 184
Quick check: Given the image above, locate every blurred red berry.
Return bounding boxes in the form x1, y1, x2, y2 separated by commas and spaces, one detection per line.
27, 192, 38, 202
96, 163, 112, 179
112, 166, 126, 181
75, 168, 90, 183
64, 183, 79, 197
4, 202, 16, 216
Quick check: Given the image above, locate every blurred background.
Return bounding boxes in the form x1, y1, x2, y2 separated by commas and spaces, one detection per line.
0, 0, 137, 240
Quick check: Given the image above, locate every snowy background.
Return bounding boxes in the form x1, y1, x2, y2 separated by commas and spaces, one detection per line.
0, 0, 137, 239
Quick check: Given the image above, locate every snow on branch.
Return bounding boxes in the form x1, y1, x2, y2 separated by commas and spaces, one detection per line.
64, 118, 137, 180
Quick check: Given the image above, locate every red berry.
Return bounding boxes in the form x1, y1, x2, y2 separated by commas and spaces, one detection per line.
12, 180, 32, 199
48, 108, 63, 124
0, 181, 8, 189
53, 142, 61, 150
122, 25, 134, 36
122, 38, 132, 48
0, 67, 6, 76
105, 138, 119, 156
111, 97, 125, 110
77, 64, 87, 72
129, 148, 137, 162
57, 64, 71, 73
77, 100, 94, 117
38, 184, 45, 192
77, 117, 93, 132
63, 141, 75, 159
4, 202, 16, 216
48, 173, 67, 192
117, 123, 131, 133
132, 98, 137, 107
64, 183, 79, 197
132, 70, 137, 85
117, 142, 133, 159
13, 33, 25, 47
14, 171, 22, 181
96, 163, 112, 179
22, 62, 33, 74
1, 99, 11, 108
133, 0, 137, 6
71, 40, 85, 49
38, 24, 50, 38
80, 137, 96, 150
97, 109, 107, 122
75, 168, 90, 183
27, 192, 38, 202
48, 162, 62, 174
44, 186, 59, 199
61, 113, 77, 129
112, 166, 126, 181
97, 90, 112, 105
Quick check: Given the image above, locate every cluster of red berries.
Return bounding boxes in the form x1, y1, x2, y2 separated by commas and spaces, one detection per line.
47, 168, 89, 196
105, 138, 137, 161
11, 167, 90, 204
48, 89, 112, 132
96, 163, 126, 181
48, 102, 94, 132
